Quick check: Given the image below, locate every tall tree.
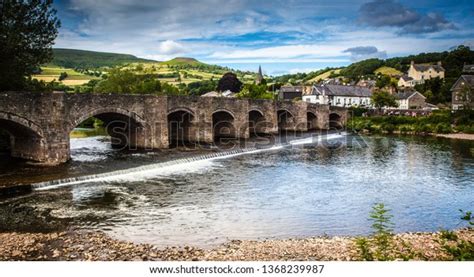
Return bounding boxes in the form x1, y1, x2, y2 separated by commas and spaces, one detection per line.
371, 91, 398, 109
0, 0, 60, 91
217, 72, 242, 93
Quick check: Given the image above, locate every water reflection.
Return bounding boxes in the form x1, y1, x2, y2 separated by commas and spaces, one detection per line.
0, 134, 473, 248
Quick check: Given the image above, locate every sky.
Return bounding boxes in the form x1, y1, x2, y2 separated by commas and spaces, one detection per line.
53, 0, 474, 75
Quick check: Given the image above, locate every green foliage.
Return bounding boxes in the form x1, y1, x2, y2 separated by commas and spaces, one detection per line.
217, 72, 243, 93
349, 109, 474, 135
371, 91, 398, 109
349, 107, 369, 117
376, 75, 392, 88
414, 77, 454, 104
50, 49, 155, 70
0, 0, 60, 91
370, 203, 395, 261
93, 69, 181, 95
437, 210, 474, 261
460, 210, 474, 226
186, 80, 217, 96
434, 123, 452, 134
237, 84, 274, 99
58, 72, 68, 81
356, 203, 395, 261
355, 237, 374, 261
381, 123, 396, 134
341, 59, 385, 81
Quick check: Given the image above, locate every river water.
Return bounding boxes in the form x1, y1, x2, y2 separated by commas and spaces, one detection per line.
0, 130, 473, 248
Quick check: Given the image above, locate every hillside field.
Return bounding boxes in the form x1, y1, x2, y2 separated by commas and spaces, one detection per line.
33, 67, 98, 86
374, 66, 403, 76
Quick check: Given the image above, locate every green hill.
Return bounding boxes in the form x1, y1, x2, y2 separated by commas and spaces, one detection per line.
160, 57, 204, 66
374, 66, 402, 77
49, 48, 157, 69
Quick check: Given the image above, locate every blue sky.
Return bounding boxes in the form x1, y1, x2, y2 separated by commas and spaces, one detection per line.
53, 0, 474, 75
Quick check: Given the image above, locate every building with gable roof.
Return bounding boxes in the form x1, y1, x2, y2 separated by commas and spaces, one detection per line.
398, 61, 445, 88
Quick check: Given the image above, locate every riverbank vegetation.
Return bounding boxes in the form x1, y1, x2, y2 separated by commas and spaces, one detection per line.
355, 204, 473, 261
348, 109, 474, 135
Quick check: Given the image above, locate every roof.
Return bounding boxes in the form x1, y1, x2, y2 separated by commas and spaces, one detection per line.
201, 90, 236, 97
400, 75, 414, 81
412, 63, 445, 73
311, 85, 371, 97
396, 91, 425, 100
356, 79, 376, 87
451, 75, 474, 90
280, 86, 303, 93
463, 64, 474, 73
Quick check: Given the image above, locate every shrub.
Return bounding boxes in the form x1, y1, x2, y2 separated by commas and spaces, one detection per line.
356, 203, 395, 261
381, 123, 395, 134
435, 123, 452, 134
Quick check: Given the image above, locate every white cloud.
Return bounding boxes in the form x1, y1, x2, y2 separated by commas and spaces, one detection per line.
158, 40, 186, 55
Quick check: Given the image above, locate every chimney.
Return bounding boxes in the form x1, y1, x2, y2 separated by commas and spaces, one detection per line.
437, 61, 442, 66
410, 60, 415, 66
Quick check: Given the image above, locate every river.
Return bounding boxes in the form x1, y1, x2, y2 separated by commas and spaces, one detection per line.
0, 129, 473, 248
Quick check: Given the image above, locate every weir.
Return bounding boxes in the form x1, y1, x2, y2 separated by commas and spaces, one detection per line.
31, 132, 347, 191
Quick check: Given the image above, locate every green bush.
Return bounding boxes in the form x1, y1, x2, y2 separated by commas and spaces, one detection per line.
435, 123, 452, 134
356, 203, 395, 261
381, 123, 395, 134
456, 125, 474, 134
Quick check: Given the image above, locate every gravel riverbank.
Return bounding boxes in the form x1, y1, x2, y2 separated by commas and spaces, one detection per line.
1, 229, 472, 261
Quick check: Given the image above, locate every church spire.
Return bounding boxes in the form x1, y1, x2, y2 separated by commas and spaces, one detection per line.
256, 65, 264, 84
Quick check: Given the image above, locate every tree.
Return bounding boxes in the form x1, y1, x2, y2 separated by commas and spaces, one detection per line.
237, 84, 273, 99
58, 71, 68, 81
376, 75, 391, 88
371, 91, 398, 109
0, 0, 60, 91
217, 72, 242, 92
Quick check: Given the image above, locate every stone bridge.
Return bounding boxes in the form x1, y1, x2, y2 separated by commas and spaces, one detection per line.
0, 91, 348, 165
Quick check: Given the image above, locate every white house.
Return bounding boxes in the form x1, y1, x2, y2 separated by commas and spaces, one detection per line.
398, 61, 445, 88
303, 84, 372, 107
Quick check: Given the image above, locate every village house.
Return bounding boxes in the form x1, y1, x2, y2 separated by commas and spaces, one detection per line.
398, 61, 445, 88
451, 75, 474, 110
356, 79, 377, 90
303, 84, 372, 107
394, 90, 427, 109
463, 64, 474, 74
278, 85, 311, 100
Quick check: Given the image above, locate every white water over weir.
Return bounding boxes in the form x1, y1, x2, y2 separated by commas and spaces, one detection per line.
32, 133, 346, 191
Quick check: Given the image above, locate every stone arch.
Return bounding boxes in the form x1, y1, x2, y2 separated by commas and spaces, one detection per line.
70, 107, 146, 132
329, 112, 343, 129
70, 108, 146, 149
167, 107, 196, 119
277, 109, 294, 131
0, 112, 45, 161
167, 109, 195, 146
248, 109, 266, 135
212, 110, 236, 139
307, 111, 318, 130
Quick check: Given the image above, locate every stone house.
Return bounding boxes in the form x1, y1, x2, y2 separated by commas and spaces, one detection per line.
303, 84, 372, 107
395, 91, 426, 109
398, 61, 445, 87
451, 75, 474, 110
278, 85, 311, 100
463, 64, 474, 74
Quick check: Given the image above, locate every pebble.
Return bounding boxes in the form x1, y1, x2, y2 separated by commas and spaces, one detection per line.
0, 229, 472, 261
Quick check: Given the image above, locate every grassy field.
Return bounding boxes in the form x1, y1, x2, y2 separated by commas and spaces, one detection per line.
374, 66, 402, 76
33, 66, 98, 86
307, 69, 341, 83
